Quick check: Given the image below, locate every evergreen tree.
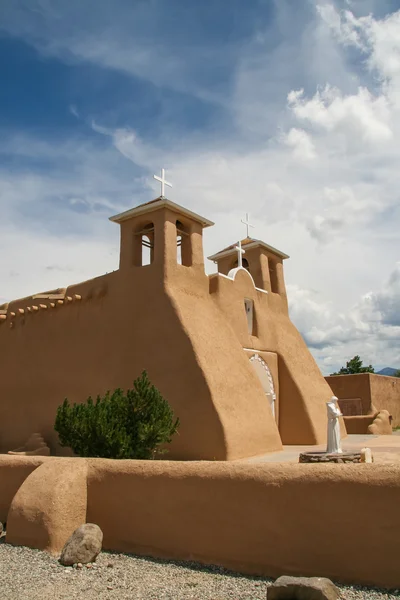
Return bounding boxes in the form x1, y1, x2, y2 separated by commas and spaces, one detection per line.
330, 355, 375, 376
55, 371, 179, 459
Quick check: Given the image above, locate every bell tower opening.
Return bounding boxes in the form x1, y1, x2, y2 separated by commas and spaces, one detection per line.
134, 222, 154, 267
269, 259, 279, 294
176, 220, 193, 267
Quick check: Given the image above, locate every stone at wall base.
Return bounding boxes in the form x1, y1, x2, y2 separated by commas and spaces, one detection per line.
267, 575, 340, 599
299, 451, 362, 464
59, 524, 103, 566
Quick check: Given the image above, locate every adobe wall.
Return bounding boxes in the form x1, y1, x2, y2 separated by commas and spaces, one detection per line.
0, 455, 45, 522
87, 460, 399, 588
369, 374, 400, 428
326, 374, 400, 427
326, 374, 373, 415
2, 455, 399, 589
0, 261, 236, 459
209, 270, 336, 445
0, 208, 283, 460
166, 263, 283, 459
343, 415, 375, 434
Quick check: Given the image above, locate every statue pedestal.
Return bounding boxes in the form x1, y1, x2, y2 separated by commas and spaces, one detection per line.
299, 451, 362, 464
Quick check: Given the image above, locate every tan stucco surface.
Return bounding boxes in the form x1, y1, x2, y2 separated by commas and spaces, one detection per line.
7, 458, 87, 554
326, 373, 400, 428
1, 454, 399, 589
0, 200, 336, 459
370, 374, 400, 427
0, 455, 45, 522
326, 374, 372, 415
343, 415, 375, 434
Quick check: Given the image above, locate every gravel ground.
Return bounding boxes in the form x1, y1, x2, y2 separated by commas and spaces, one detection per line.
0, 538, 399, 600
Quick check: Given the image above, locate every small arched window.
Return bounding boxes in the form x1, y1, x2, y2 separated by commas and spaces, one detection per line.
233, 257, 250, 271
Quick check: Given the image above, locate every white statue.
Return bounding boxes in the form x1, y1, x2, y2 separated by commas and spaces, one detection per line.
326, 396, 343, 454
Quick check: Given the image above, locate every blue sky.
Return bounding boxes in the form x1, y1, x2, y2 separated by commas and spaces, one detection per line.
0, 0, 399, 374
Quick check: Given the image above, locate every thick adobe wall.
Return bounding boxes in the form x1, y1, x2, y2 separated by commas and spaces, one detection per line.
369, 374, 400, 428
0, 262, 228, 459
0, 203, 284, 460
209, 269, 335, 445
7, 458, 88, 554
119, 205, 282, 459
0, 455, 46, 522
167, 267, 282, 460
326, 374, 373, 415
326, 374, 400, 427
343, 415, 376, 434
86, 459, 400, 589
2, 455, 400, 589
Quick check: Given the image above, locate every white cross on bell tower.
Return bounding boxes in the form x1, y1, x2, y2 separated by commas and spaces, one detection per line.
153, 168, 172, 198
234, 240, 246, 268
241, 213, 255, 238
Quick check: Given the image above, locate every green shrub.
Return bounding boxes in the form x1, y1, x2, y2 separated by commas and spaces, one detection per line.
55, 371, 179, 459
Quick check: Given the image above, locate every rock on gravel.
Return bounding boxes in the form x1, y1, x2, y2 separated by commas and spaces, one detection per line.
267, 575, 340, 599
59, 523, 103, 566
0, 542, 399, 600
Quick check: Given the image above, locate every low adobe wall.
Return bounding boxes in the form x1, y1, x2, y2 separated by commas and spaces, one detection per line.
369, 374, 400, 428
2, 456, 400, 589
86, 461, 400, 588
326, 374, 400, 428
343, 415, 375, 434
0, 455, 45, 522
325, 374, 372, 415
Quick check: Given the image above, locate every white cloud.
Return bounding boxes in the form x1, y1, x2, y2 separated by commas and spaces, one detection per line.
288, 85, 392, 143
284, 128, 316, 161
289, 263, 400, 374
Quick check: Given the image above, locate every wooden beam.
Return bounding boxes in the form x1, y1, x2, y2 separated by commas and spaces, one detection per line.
32, 294, 65, 300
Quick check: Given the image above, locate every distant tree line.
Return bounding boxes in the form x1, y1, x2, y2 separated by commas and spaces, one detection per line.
330, 355, 400, 377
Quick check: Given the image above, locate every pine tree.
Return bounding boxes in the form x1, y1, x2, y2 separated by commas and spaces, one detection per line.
330, 355, 375, 376
55, 371, 179, 459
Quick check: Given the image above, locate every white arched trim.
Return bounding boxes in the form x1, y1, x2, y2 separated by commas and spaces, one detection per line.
227, 266, 256, 288
249, 354, 276, 400
249, 353, 277, 419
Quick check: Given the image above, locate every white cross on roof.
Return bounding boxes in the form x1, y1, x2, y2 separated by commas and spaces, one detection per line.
234, 240, 246, 268
241, 213, 255, 238
153, 168, 172, 198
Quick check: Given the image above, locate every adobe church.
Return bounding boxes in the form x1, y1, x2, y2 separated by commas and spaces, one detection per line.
0, 185, 334, 459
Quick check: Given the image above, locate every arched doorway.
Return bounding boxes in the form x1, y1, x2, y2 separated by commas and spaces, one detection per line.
249, 354, 277, 419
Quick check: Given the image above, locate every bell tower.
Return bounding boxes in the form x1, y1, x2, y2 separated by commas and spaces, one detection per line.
109, 197, 214, 277
208, 238, 289, 297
